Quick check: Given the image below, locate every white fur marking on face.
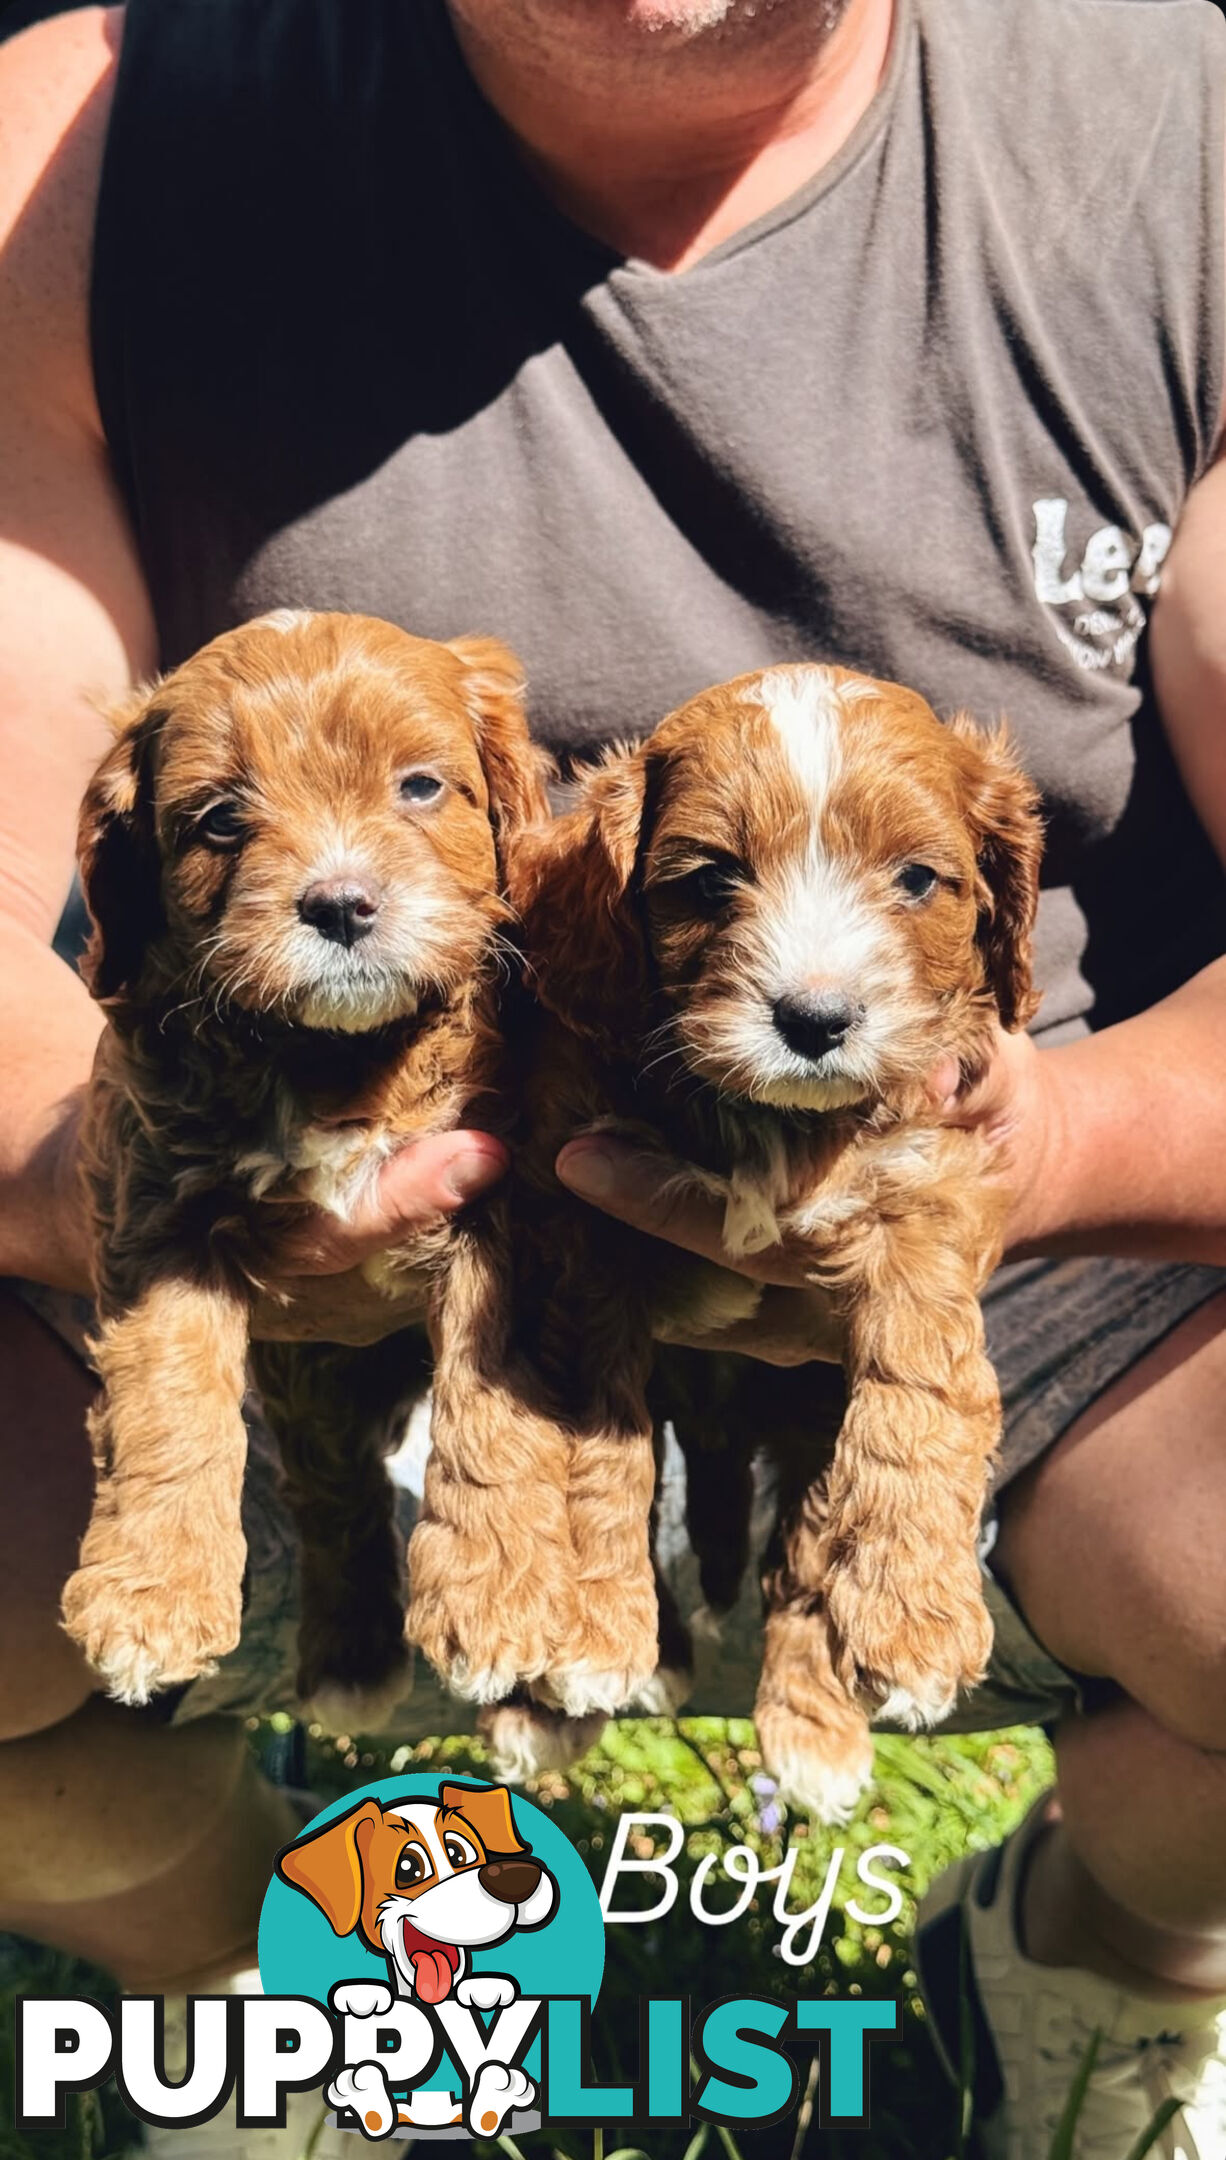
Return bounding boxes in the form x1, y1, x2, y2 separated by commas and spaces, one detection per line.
761, 855, 885, 997
255, 607, 314, 633
754, 666, 845, 811
684, 850, 929, 1108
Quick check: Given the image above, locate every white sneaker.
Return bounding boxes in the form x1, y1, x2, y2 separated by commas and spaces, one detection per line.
914, 1792, 1226, 2159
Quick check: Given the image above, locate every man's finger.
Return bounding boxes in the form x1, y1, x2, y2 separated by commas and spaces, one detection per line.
359, 1132, 507, 1233
308, 1131, 509, 1267
924, 1053, 962, 1114
556, 1138, 795, 1283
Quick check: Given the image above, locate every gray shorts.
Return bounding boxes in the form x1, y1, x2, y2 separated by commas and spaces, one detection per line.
11, 1254, 1224, 1738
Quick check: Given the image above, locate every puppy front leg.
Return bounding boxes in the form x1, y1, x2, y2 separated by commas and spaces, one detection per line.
406, 1223, 578, 1703
754, 1381, 874, 1824
252, 1335, 422, 1730
823, 1233, 997, 1729
61, 1275, 250, 1704
546, 1304, 659, 1719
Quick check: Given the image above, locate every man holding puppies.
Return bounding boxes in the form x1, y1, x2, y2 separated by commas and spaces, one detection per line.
2, 0, 1226, 2149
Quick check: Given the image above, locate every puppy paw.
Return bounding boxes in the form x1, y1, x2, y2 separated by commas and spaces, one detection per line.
688, 1601, 726, 1646
827, 1552, 992, 1725
633, 1661, 694, 1716
457, 1974, 517, 2012
61, 1562, 241, 1704
755, 1702, 874, 1826
871, 1675, 962, 1731
545, 1576, 659, 1716
466, 2062, 536, 2139
479, 1698, 606, 1781
537, 1662, 658, 1718
326, 2061, 396, 2139
306, 1662, 413, 1737
406, 1568, 562, 1704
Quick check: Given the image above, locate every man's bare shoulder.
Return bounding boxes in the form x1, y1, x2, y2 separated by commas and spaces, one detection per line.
0, 6, 123, 429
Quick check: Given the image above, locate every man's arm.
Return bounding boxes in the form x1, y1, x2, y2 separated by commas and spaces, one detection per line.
555, 460, 1226, 1288
0, 8, 143, 1289
1012, 440, 1226, 1263
0, 8, 505, 1311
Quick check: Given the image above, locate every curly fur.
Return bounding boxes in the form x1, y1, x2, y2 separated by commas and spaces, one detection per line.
411, 663, 1041, 1817
62, 611, 549, 1709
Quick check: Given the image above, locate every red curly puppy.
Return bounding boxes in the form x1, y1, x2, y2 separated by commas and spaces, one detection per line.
410, 662, 1040, 1820
62, 610, 547, 1722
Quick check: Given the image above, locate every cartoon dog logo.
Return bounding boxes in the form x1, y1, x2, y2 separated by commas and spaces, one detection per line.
276, 1781, 557, 2136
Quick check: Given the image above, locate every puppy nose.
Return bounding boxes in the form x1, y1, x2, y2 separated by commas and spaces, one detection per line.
478, 1858, 542, 1905
297, 878, 381, 947
772, 990, 863, 1063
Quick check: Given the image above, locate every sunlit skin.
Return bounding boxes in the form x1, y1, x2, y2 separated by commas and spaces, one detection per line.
447, 0, 888, 269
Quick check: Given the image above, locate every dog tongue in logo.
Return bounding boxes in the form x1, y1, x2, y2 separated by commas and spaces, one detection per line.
403, 1920, 461, 2004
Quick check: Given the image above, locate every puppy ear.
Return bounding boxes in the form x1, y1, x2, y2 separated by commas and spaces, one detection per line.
439, 1782, 527, 1857
509, 746, 650, 1057
274, 1798, 383, 1936
77, 692, 168, 1005
448, 635, 551, 841
949, 714, 1043, 1032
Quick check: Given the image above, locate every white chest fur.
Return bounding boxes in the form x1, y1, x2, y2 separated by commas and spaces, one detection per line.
236, 1118, 397, 1223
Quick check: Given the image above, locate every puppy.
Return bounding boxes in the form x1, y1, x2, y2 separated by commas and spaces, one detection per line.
61, 611, 548, 1717
411, 662, 1040, 1818
278, 1781, 552, 2133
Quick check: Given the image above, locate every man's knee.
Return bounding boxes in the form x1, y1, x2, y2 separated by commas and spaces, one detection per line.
1102, 1556, 1226, 1756
996, 1293, 1226, 1753
0, 1287, 97, 1737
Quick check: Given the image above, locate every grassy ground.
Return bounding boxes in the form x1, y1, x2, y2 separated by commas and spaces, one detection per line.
1, 1716, 1054, 2160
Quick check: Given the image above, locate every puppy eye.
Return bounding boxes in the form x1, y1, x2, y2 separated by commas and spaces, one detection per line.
685, 857, 744, 913
443, 1833, 477, 1869
395, 1845, 429, 1888
399, 771, 445, 806
196, 800, 246, 850
895, 862, 938, 901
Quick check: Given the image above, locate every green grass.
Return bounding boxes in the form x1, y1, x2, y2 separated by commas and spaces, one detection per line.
1, 1717, 1053, 2160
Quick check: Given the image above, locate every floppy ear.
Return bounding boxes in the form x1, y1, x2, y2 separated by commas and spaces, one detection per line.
948, 714, 1043, 1031
448, 635, 552, 843
508, 745, 650, 1058
274, 1798, 384, 1936
76, 692, 168, 1005
440, 1782, 527, 1857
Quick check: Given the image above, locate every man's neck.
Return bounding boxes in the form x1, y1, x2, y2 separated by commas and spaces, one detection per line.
446, 0, 896, 272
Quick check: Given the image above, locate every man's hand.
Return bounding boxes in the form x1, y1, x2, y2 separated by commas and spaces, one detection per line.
250, 1131, 507, 1344
931, 1025, 1055, 1254
553, 1032, 1055, 1366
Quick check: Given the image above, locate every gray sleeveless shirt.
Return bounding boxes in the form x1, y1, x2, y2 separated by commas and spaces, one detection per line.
92, 0, 1226, 1042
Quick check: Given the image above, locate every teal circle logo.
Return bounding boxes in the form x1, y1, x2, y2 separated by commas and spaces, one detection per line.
258, 1775, 604, 2136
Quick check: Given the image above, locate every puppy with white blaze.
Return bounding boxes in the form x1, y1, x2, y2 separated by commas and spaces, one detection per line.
412, 662, 1042, 1823
278, 1784, 554, 2133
